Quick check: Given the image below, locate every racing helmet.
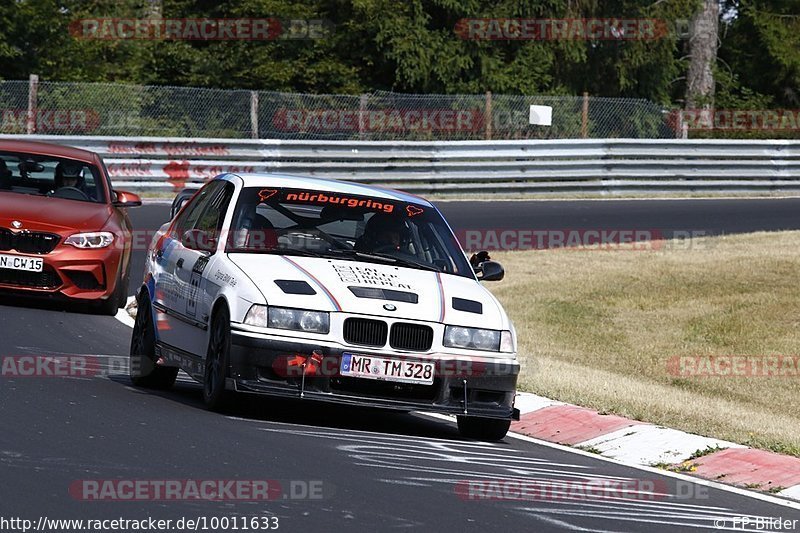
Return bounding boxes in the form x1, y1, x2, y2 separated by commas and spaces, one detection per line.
359, 213, 412, 252
54, 161, 85, 189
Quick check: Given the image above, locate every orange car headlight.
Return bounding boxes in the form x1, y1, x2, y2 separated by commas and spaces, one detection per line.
64, 232, 115, 249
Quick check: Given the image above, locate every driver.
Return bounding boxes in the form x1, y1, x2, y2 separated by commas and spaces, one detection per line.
357, 213, 412, 254
54, 162, 85, 193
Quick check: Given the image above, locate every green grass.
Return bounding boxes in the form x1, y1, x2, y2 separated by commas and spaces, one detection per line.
488, 231, 800, 457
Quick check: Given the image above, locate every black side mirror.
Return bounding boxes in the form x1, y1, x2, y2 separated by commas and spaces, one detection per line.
477, 260, 504, 281
171, 188, 200, 219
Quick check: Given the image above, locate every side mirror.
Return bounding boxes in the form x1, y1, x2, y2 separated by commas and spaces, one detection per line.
171, 188, 200, 219
113, 190, 142, 207
182, 229, 217, 253
477, 260, 504, 281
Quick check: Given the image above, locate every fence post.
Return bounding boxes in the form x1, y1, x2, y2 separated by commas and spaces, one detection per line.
675, 110, 684, 139
358, 94, 368, 139
27, 74, 39, 135
581, 91, 589, 138
250, 91, 259, 139
485, 91, 493, 140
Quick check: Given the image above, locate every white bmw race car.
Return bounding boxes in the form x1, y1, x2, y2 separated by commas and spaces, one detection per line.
131, 174, 519, 440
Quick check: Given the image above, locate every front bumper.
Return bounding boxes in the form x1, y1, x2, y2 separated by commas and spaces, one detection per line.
229, 328, 520, 420
0, 245, 122, 300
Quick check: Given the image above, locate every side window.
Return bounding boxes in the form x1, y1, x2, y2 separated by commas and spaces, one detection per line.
172, 182, 223, 236
193, 182, 235, 234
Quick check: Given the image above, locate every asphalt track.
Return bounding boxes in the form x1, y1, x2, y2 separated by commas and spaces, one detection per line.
1, 199, 799, 532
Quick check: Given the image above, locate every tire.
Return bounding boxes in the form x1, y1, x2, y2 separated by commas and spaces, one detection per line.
457, 416, 511, 441
118, 273, 130, 308
96, 272, 125, 316
203, 305, 232, 411
129, 291, 178, 389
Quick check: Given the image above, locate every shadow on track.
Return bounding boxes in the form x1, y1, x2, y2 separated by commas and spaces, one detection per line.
108, 373, 471, 443
0, 293, 111, 316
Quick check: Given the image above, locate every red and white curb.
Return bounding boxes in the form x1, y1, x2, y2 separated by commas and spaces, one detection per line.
512, 391, 800, 501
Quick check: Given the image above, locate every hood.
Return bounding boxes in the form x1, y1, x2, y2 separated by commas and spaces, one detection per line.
0, 193, 112, 233
228, 254, 508, 329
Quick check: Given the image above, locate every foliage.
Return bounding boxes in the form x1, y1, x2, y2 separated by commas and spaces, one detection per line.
0, 0, 797, 112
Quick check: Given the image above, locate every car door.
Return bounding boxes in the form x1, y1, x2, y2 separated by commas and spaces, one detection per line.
170, 181, 235, 357
153, 182, 223, 352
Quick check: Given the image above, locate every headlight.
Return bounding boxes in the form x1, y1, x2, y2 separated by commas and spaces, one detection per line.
444, 326, 509, 352
64, 231, 114, 249
244, 305, 329, 334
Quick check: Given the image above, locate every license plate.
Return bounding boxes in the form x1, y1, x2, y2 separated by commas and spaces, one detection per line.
0, 254, 43, 272
340, 353, 434, 385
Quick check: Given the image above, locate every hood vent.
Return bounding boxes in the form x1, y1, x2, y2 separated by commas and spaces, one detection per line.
348, 286, 418, 304
274, 279, 316, 295
452, 297, 482, 314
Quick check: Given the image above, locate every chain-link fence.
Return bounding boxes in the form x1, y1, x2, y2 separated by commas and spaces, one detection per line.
0, 79, 676, 140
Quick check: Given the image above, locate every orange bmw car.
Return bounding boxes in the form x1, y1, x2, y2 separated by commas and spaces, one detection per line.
0, 139, 141, 314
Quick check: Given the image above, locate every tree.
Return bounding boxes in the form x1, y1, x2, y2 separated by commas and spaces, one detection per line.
685, 0, 719, 110
718, 0, 800, 108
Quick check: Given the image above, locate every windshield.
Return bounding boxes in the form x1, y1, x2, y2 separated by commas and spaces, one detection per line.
0, 152, 105, 203
226, 186, 473, 278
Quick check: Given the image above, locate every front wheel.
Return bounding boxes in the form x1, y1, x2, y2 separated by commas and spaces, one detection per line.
457, 416, 511, 441
96, 271, 127, 315
203, 306, 232, 411
129, 292, 178, 389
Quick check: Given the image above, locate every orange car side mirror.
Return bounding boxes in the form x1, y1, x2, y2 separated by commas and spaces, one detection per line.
113, 190, 142, 207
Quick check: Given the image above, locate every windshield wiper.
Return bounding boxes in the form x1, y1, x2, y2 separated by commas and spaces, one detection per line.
228, 247, 327, 258
280, 249, 329, 258
327, 249, 442, 272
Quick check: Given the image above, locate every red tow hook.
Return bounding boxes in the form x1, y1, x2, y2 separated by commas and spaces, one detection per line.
299, 350, 324, 399
274, 351, 325, 379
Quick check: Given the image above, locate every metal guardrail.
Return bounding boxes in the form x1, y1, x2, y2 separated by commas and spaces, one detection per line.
3, 135, 800, 195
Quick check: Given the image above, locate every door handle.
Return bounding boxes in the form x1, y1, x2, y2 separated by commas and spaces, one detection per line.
176, 258, 184, 269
